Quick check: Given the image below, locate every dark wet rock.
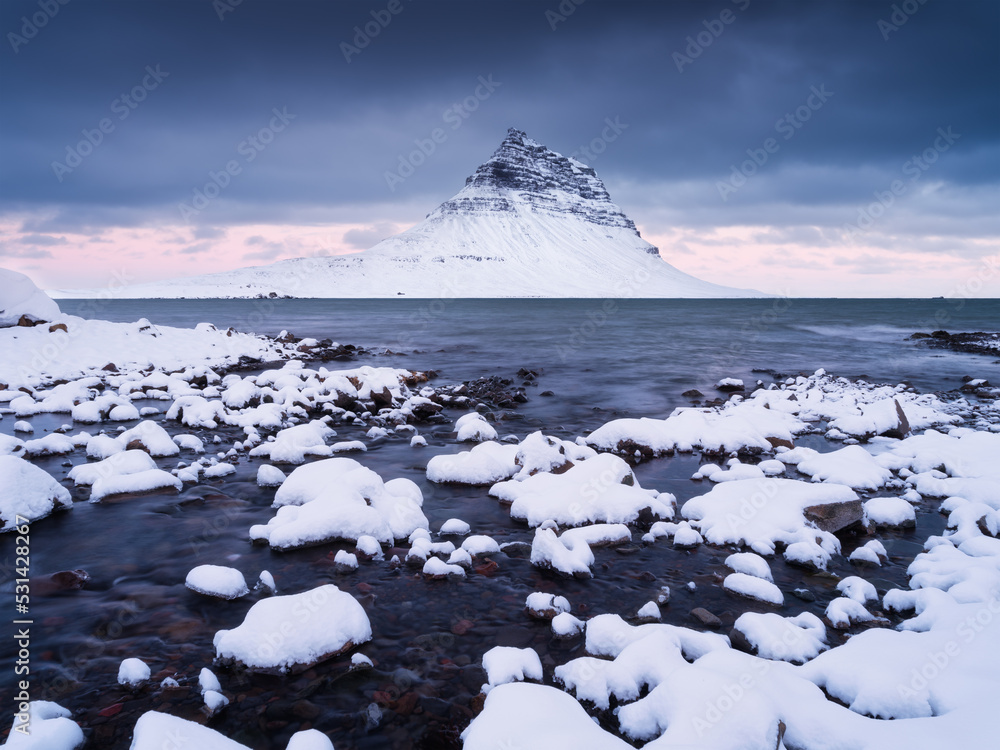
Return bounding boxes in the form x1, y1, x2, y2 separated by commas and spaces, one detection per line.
682, 389, 703, 398
17, 314, 47, 327
716, 381, 745, 393
767, 436, 795, 450
539, 390, 554, 397
911, 330, 1000, 357
496, 625, 535, 648
792, 588, 817, 602
615, 545, 640, 555
500, 542, 532, 559
881, 399, 911, 439
690, 607, 723, 629
804, 499, 863, 533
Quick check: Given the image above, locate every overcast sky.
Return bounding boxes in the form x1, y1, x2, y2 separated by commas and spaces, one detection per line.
1, 0, 997, 296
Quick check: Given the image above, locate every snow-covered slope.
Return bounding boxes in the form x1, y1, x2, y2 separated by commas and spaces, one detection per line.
52, 129, 762, 299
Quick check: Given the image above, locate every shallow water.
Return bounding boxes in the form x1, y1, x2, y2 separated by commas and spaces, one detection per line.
0, 299, 995, 748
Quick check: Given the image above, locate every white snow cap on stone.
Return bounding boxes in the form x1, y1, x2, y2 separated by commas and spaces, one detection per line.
129, 710, 250, 749
285, 729, 336, 750
213, 584, 372, 671
185, 565, 249, 600
481, 646, 543, 692
117, 657, 151, 687
455, 412, 498, 442
0, 268, 61, 326
2, 700, 84, 750
0, 456, 73, 530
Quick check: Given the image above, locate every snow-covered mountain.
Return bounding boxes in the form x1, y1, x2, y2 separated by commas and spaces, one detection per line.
53, 129, 762, 299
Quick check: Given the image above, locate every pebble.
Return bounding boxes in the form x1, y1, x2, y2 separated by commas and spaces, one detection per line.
690, 607, 723, 628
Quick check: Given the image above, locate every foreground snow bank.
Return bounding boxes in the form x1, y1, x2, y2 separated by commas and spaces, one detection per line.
0, 456, 72, 530
129, 711, 249, 749
0, 315, 306, 390
0, 269, 60, 327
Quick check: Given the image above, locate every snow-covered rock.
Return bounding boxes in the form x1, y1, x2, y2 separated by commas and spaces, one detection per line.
481, 646, 543, 692
2, 700, 84, 750
129, 711, 249, 749
0, 456, 72, 530
117, 657, 150, 687
0, 269, 60, 326
213, 584, 371, 672
491, 453, 673, 527
185, 565, 249, 600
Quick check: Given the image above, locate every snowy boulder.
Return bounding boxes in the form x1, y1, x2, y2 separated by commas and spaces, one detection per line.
0, 269, 61, 327
257, 464, 286, 487
724, 552, 773, 581
513, 431, 595, 478
422, 556, 466, 579
119, 421, 180, 457
0, 456, 72, 530
723, 572, 784, 606
213, 584, 372, 672
117, 657, 151, 688
481, 646, 543, 692
248, 420, 336, 464
681, 478, 856, 556
185, 565, 249, 600
129, 711, 250, 749
254, 458, 428, 547
91, 468, 182, 503
462, 683, 631, 750
730, 612, 827, 663
780, 445, 893, 490
492, 453, 673, 528
530, 527, 595, 577
2, 700, 84, 750
525, 592, 571, 620
286, 729, 336, 750
864, 496, 916, 528
68, 450, 156, 486
825, 597, 886, 629
426, 441, 519, 484
455, 412, 498, 442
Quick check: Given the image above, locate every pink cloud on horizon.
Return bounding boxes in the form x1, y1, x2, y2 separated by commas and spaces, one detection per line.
1, 218, 997, 298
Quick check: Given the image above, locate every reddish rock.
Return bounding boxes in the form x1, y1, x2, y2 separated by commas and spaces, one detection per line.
474, 560, 499, 577
99, 703, 124, 718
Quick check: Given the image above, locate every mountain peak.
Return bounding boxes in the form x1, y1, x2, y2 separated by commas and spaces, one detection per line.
431, 128, 650, 245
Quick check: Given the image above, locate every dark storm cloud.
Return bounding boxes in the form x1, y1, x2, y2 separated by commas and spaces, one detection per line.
0, 0, 997, 232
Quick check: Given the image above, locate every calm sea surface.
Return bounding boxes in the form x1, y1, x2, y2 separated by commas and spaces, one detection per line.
1, 298, 997, 748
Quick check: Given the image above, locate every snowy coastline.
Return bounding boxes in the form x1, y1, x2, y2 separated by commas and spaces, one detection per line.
2, 282, 1000, 749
